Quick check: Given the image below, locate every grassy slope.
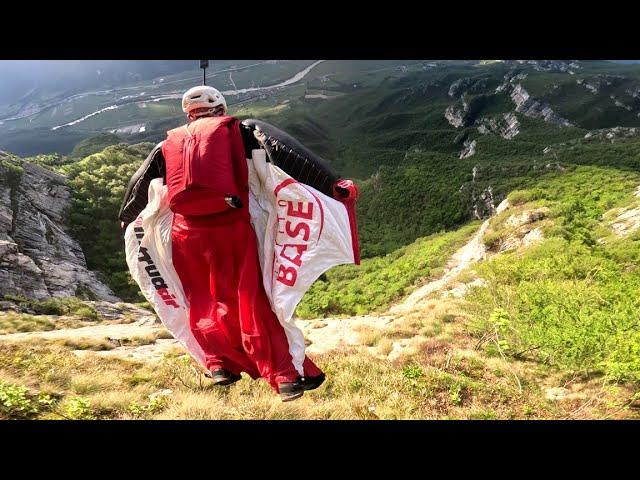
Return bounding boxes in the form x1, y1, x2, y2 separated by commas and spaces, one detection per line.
20, 63, 640, 302
297, 222, 480, 317
2, 165, 640, 419
465, 165, 640, 383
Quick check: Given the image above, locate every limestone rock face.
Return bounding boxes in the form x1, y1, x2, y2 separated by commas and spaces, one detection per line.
0, 154, 118, 301
584, 127, 639, 142
477, 113, 521, 139
472, 186, 497, 220
529, 60, 580, 73
459, 139, 477, 159
510, 84, 573, 127
444, 103, 468, 128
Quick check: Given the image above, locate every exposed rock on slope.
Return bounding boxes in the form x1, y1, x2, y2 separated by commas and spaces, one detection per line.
477, 113, 521, 139
576, 74, 623, 94
472, 186, 497, 220
518, 60, 580, 73
584, 127, 639, 142
510, 84, 574, 126
495, 71, 528, 93
459, 139, 477, 159
0, 153, 118, 301
445, 103, 469, 128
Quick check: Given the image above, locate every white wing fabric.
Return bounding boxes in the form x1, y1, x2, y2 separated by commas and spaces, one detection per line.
124, 178, 206, 367
247, 149, 356, 374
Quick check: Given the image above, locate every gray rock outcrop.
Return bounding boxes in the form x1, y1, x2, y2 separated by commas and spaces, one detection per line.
477, 113, 521, 139
516, 60, 579, 73
583, 127, 639, 142
445, 103, 469, 128
0, 154, 118, 301
510, 84, 573, 127
459, 139, 477, 159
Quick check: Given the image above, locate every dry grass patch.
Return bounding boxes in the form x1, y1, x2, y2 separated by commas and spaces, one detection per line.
1, 330, 638, 420
354, 325, 384, 347
376, 338, 394, 356
59, 337, 115, 351
155, 329, 175, 340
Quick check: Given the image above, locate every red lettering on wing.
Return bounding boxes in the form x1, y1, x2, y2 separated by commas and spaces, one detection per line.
276, 264, 297, 286
287, 201, 313, 220
280, 243, 308, 267
272, 178, 327, 288
286, 220, 311, 241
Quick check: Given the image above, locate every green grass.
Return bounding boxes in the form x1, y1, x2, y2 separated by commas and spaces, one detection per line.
0, 338, 548, 420
5, 61, 640, 304
296, 222, 479, 317
60, 143, 154, 302
465, 165, 640, 383
3, 295, 100, 320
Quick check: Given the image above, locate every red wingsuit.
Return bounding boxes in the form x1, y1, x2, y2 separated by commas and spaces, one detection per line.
162, 115, 323, 392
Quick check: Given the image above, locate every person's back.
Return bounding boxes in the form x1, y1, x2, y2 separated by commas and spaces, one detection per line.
162, 114, 248, 220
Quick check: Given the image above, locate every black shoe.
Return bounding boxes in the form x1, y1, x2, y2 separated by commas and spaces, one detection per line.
300, 373, 326, 391
207, 369, 242, 386
278, 381, 305, 402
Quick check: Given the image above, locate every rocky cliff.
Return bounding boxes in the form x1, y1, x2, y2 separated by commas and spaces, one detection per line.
509, 84, 574, 127
0, 152, 118, 301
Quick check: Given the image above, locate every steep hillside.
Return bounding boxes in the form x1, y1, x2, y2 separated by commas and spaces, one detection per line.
253, 61, 640, 257
4, 60, 640, 301
0, 151, 117, 301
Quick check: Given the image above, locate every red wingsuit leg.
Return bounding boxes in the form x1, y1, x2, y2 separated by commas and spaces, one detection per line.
171, 213, 321, 392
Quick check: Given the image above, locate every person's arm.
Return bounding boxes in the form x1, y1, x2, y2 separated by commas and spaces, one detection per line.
118, 142, 165, 227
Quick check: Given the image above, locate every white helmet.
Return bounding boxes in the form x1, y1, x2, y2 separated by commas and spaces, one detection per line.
181, 85, 227, 115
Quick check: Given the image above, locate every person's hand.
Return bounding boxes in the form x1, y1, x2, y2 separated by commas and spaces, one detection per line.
121, 221, 125, 229
333, 179, 359, 201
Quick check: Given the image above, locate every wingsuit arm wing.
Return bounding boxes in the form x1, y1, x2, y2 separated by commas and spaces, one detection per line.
240, 119, 350, 199
118, 142, 165, 226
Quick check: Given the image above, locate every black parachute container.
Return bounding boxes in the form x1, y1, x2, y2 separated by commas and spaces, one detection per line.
240, 119, 345, 199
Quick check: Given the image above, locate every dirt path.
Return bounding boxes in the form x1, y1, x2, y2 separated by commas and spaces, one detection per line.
0, 316, 181, 363
293, 215, 497, 357
0, 319, 159, 342
389, 218, 490, 314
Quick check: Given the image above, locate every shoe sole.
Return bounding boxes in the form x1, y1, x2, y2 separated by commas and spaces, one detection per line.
211, 376, 242, 386
280, 390, 304, 402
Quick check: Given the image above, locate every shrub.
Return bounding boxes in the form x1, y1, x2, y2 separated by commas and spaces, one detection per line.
466, 166, 640, 382
61, 397, 95, 420
0, 381, 55, 419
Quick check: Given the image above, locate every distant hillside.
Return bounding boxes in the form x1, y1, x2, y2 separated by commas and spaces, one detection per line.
251, 60, 640, 256
3, 60, 640, 299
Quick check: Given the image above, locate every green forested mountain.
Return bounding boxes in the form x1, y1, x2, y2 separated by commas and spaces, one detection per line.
6, 60, 640, 302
